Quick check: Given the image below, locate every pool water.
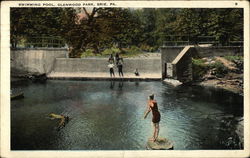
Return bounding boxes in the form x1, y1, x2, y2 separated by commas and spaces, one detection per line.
11, 80, 243, 150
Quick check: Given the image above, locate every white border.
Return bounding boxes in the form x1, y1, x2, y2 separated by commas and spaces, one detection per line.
1, 1, 249, 158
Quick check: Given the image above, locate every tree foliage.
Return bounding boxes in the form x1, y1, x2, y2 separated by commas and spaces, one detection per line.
10, 8, 243, 57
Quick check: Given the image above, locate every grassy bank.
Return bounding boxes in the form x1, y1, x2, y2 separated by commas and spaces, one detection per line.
192, 55, 243, 94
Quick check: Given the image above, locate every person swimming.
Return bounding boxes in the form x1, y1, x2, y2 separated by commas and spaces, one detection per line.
49, 113, 69, 130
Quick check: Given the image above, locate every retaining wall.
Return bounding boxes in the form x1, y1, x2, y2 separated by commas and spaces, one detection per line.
161, 46, 184, 78
172, 46, 194, 83
11, 48, 67, 74
195, 46, 243, 57
53, 58, 161, 74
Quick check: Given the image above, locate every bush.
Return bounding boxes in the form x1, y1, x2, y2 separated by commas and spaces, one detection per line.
224, 55, 243, 62
140, 44, 158, 52
210, 61, 229, 78
81, 49, 101, 58
224, 55, 243, 71
101, 47, 120, 56
192, 58, 208, 80
120, 46, 143, 57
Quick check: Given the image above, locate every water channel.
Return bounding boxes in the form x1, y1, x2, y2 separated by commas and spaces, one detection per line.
11, 80, 243, 150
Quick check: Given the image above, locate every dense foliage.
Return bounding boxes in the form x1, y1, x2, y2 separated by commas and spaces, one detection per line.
11, 8, 243, 57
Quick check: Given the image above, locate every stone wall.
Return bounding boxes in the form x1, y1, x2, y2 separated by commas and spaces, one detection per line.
161, 46, 184, 78
172, 46, 194, 83
53, 58, 161, 74
11, 48, 67, 75
195, 46, 243, 57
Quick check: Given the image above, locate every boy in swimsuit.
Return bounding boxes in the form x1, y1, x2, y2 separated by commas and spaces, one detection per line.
144, 94, 161, 142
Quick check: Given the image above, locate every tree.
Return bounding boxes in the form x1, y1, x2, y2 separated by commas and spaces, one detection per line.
10, 8, 64, 48
207, 9, 243, 45
10, 8, 243, 55
63, 8, 142, 57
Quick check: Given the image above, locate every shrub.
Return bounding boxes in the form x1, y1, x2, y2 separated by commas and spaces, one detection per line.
121, 46, 143, 57
224, 55, 243, 62
224, 55, 243, 71
81, 49, 101, 58
140, 44, 158, 52
192, 58, 208, 80
210, 61, 229, 78
101, 47, 120, 56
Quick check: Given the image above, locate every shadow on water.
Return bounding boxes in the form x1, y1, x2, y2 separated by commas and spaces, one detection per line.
110, 80, 124, 90
170, 84, 243, 116
110, 80, 115, 89
11, 80, 243, 150
160, 82, 243, 149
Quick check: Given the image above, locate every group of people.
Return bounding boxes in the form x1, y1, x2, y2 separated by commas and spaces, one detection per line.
108, 53, 140, 77
108, 53, 124, 77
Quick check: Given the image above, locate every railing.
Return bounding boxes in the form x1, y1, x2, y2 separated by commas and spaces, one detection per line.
13, 36, 67, 48
163, 35, 243, 46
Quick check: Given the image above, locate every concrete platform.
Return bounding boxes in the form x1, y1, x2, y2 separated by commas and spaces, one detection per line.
47, 72, 161, 81
146, 137, 174, 150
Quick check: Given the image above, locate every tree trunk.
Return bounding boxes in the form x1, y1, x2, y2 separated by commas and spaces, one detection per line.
93, 45, 100, 54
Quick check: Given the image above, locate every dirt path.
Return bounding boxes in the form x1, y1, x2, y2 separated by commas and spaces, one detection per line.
215, 57, 237, 71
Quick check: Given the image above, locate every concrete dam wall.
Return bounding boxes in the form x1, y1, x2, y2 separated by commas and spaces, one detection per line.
11, 48, 67, 74
11, 48, 161, 79
53, 58, 161, 74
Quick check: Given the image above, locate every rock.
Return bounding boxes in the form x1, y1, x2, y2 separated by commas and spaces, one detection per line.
146, 137, 174, 150
163, 79, 182, 87
28, 73, 47, 83
235, 119, 244, 148
11, 91, 24, 100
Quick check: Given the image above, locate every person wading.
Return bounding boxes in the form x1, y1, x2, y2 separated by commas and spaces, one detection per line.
144, 94, 161, 142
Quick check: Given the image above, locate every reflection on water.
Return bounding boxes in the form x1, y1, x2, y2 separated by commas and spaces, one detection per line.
11, 80, 243, 150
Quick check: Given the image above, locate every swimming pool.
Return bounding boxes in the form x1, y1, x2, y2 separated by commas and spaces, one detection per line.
11, 80, 243, 150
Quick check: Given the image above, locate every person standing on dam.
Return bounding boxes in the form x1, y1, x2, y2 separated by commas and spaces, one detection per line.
115, 53, 120, 65
117, 57, 124, 77
108, 54, 115, 77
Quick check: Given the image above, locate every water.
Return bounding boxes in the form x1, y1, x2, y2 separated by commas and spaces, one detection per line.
11, 80, 243, 150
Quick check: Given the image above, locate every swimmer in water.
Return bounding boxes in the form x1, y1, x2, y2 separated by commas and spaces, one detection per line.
49, 113, 69, 130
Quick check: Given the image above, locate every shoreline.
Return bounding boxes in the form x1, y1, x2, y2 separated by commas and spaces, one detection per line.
193, 79, 243, 96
